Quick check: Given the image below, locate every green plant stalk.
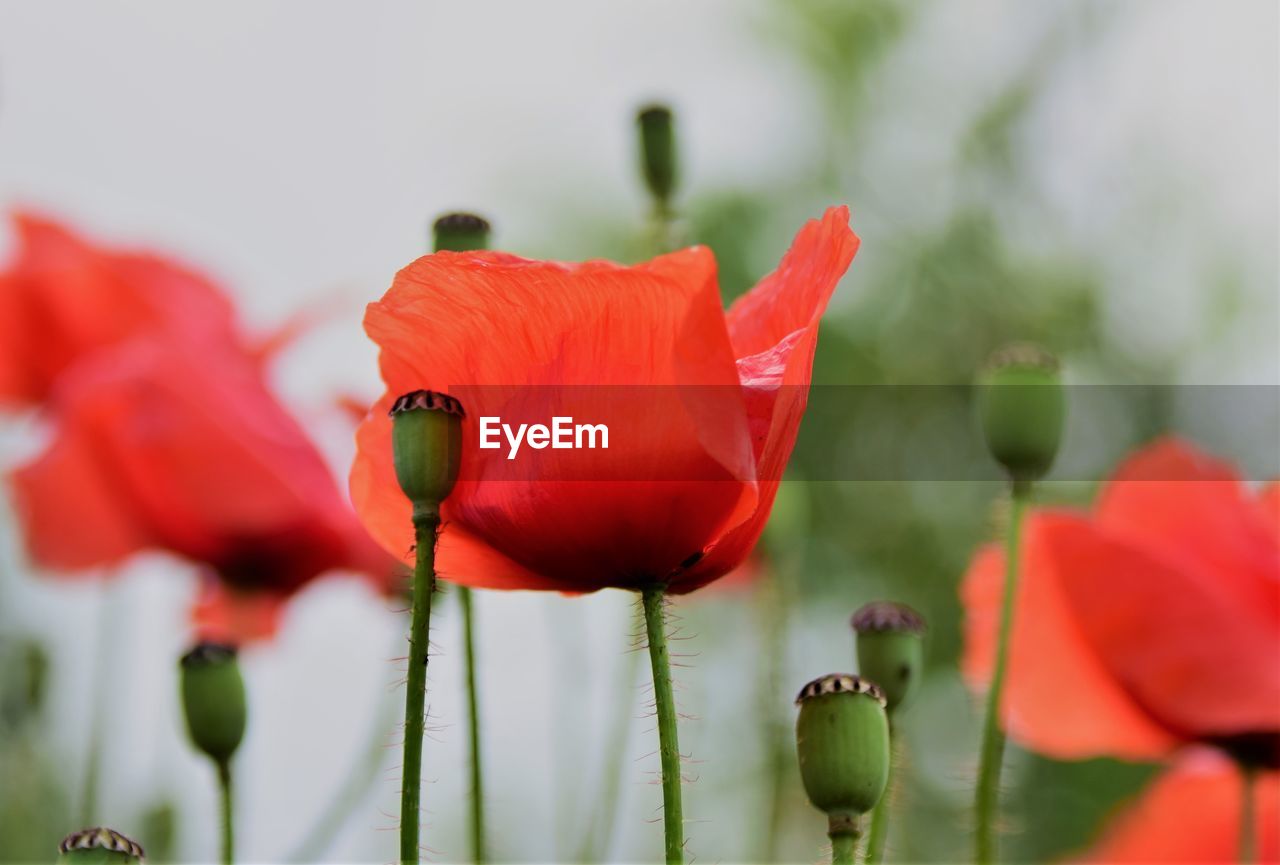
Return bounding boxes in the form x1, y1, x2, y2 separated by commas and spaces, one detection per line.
758, 567, 793, 862
458, 585, 487, 864
576, 604, 645, 863
80, 578, 122, 825
829, 818, 859, 865
218, 760, 234, 865
973, 488, 1029, 863
1239, 764, 1257, 864
863, 721, 897, 863
641, 584, 684, 865
400, 506, 440, 865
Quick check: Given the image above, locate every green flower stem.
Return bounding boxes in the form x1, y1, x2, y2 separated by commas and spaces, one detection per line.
758, 573, 793, 863
576, 604, 645, 863
863, 722, 896, 863
974, 487, 1029, 863
81, 578, 122, 825
828, 818, 859, 865
218, 760, 235, 865
1239, 765, 1257, 864
458, 585, 487, 864
641, 584, 684, 865
400, 505, 440, 865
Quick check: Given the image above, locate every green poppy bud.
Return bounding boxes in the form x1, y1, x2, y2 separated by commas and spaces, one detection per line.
57, 828, 144, 864
794, 674, 891, 822
636, 104, 678, 208
390, 390, 465, 514
977, 343, 1065, 485
179, 643, 246, 766
433, 212, 490, 253
851, 601, 926, 713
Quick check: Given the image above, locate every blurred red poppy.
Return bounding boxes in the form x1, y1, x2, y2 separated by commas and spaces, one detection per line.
961, 437, 1280, 762
0, 211, 240, 407
1081, 749, 1277, 863
351, 207, 858, 594
10, 337, 396, 642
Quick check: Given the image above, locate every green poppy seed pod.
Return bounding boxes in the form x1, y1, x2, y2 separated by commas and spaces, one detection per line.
179, 643, 246, 766
794, 674, 891, 820
977, 343, 1065, 485
432, 212, 491, 253
57, 827, 145, 864
390, 390, 465, 511
636, 103, 678, 207
851, 602, 926, 713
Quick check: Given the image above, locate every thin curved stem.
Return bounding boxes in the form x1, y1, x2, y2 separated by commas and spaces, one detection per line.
864, 721, 897, 863
974, 488, 1029, 863
218, 760, 234, 865
458, 585, 487, 864
400, 506, 440, 865
1239, 764, 1257, 864
641, 585, 684, 864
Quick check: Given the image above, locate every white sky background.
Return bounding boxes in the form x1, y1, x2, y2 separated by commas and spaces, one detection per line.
0, 1, 1276, 863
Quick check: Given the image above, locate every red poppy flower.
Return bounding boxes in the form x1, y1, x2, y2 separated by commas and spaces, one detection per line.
351, 207, 858, 593
10, 337, 396, 642
0, 211, 241, 407
1081, 749, 1278, 863
961, 437, 1280, 762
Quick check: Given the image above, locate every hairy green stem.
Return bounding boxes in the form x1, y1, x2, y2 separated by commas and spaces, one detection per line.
828, 817, 859, 865
974, 489, 1029, 863
577, 603, 645, 863
400, 506, 440, 865
864, 721, 897, 863
458, 585, 487, 864
641, 584, 684, 864
218, 760, 234, 865
1239, 764, 1257, 864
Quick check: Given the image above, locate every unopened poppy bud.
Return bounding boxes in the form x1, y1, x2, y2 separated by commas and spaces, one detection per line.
636, 104, 678, 208
390, 390, 464, 513
977, 343, 1065, 485
179, 642, 246, 766
794, 674, 890, 821
433, 212, 491, 253
851, 602, 926, 713
57, 827, 144, 864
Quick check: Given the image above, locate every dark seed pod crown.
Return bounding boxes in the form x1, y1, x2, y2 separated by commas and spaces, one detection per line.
433, 212, 491, 236
59, 827, 145, 858
795, 673, 886, 707
637, 103, 673, 123
179, 642, 237, 668
850, 601, 926, 635
389, 390, 466, 419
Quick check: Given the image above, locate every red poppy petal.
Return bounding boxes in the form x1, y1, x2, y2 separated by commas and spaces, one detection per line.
191, 577, 287, 644
1043, 513, 1280, 740
1081, 749, 1279, 863
356, 248, 760, 591
1096, 437, 1280, 616
960, 513, 1180, 760
676, 208, 860, 591
1259, 482, 1280, 546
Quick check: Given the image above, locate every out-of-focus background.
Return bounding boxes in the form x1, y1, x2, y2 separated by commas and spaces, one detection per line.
0, 1, 1276, 862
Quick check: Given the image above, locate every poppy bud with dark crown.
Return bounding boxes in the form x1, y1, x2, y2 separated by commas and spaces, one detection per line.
432, 212, 491, 253
977, 343, 1065, 486
851, 601, 926, 713
390, 390, 464, 516
179, 642, 246, 766
794, 673, 891, 824
636, 103, 678, 208
58, 827, 145, 864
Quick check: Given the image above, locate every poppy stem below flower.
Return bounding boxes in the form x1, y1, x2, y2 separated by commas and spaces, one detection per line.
458, 585, 487, 864
863, 721, 897, 863
641, 584, 684, 864
1239, 764, 1257, 864
829, 818, 859, 865
218, 759, 234, 865
973, 487, 1029, 864
400, 506, 440, 865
